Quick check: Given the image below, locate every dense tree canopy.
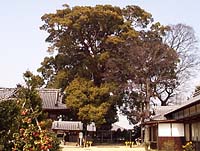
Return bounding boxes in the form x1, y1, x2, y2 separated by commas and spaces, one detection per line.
38, 4, 180, 125
38, 4, 152, 88
38, 4, 154, 124
65, 77, 117, 126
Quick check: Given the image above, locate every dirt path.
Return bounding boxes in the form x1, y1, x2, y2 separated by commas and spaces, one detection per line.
61, 145, 145, 151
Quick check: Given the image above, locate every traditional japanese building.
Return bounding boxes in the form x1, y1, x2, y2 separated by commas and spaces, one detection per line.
144, 91, 200, 151
38, 88, 68, 120
0, 87, 17, 101
0, 87, 132, 144
165, 92, 200, 151
144, 105, 182, 150
0, 87, 69, 121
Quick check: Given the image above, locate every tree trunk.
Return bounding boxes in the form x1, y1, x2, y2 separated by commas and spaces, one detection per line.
145, 78, 151, 118
161, 101, 167, 106
141, 78, 151, 143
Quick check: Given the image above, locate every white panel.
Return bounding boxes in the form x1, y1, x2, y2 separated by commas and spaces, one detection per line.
87, 122, 96, 131
172, 123, 184, 136
158, 123, 171, 137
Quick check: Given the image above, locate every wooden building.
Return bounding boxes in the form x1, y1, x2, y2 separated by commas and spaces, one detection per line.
52, 121, 83, 142
165, 92, 200, 151
0, 87, 132, 144
144, 92, 200, 151
38, 88, 69, 120
0, 88, 69, 121
0, 88, 17, 101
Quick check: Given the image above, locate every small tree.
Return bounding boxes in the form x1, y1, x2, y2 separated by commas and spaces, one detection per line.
12, 104, 60, 151
12, 71, 60, 151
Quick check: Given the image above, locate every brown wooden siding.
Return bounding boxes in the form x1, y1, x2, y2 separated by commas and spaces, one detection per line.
158, 137, 185, 151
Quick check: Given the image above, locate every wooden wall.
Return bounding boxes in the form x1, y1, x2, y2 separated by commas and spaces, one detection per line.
158, 137, 185, 151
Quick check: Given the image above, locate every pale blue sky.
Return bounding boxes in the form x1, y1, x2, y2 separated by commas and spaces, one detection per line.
0, 0, 200, 88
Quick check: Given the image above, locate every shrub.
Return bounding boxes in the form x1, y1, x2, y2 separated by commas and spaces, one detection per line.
182, 141, 194, 151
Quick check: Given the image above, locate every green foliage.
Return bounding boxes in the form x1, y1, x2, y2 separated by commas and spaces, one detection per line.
38, 4, 156, 126
12, 107, 60, 151
38, 4, 148, 88
0, 71, 60, 151
38, 4, 179, 125
23, 71, 44, 89
47, 70, 70, 90
0, 89, 60, 151
122, 5, 153, 28
12, 72, 60, 151
65, 77, 117, 126
0, 100, 20, 150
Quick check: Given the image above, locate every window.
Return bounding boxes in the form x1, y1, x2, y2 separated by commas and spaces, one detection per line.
172, 123, 184, 136
173, 112, 179, 119
158, 123, 171, 137
158, 123, 184, 137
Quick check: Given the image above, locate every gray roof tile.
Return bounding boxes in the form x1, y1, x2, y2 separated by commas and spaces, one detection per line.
0, 88, 17, 101
150, 105, 180, 120
0, 88, 67, 110
38, 88, 67, 110
165, 94, 200, 115
52, 121, 83, 131
52, 121, 97, 131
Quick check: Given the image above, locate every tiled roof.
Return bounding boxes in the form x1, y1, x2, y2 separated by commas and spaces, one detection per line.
0, 88, 17, 101
165, 94, 200, 116
150, 105, 180, 121
52, 121, 97, 131
38, 88, 67, 110
0, 87, 67, 110
52, 121, 131, 132
52, 121, 83, 131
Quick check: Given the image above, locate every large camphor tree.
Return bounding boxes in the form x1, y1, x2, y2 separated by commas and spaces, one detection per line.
38, 4, 154, 126
38, 4, 179, 127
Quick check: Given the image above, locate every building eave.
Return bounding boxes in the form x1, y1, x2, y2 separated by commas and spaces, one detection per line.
143, 119, 178, 125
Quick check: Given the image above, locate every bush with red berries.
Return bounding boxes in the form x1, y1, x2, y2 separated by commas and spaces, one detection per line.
12, 105, 60, 151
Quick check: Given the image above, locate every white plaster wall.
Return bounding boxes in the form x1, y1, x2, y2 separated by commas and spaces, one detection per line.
158, 123, 184, 137
172, 123, 184, 136
158, 123, 171, 137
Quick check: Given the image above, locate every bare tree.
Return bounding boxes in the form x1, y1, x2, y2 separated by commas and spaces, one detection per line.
120, 23, 178, 122
155, 24, 199, 105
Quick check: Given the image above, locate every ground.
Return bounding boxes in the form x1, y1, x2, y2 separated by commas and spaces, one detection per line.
61, 145, 145, 151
